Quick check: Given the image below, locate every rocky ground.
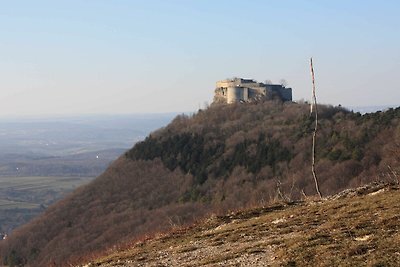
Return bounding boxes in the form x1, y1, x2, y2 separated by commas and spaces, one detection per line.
83, 182, 400, 267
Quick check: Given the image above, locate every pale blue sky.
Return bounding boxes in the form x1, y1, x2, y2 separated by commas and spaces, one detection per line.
1, 0, 399, 116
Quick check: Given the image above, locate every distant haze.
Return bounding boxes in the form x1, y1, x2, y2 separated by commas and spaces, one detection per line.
347, 105, 400, 114
0, 113, 177, 156
1, 1, 399, 117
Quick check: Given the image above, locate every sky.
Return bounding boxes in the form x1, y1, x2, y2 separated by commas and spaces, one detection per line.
1, 0, 399, 117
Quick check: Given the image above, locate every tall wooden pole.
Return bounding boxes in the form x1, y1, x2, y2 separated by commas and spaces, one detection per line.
310, 58, 322, 199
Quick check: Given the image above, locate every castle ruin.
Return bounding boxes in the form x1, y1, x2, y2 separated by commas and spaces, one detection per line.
213, 78, 292, 104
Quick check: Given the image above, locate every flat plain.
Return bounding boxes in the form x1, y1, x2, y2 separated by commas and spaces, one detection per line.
0, 175, 93, 232
0, 114, 176, 233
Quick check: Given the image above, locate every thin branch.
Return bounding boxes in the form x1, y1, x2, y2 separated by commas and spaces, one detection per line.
310, 58, 322, 199
387, 165, 399, 184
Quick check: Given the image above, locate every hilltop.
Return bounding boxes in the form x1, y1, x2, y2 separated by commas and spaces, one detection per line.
87, 183, 400, 266
0, 101, 399, 266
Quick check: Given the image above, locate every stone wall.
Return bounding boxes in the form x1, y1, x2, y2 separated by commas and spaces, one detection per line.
214, 78, 292, 104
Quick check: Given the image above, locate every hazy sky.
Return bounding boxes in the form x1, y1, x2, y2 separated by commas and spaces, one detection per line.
1, 0, 399, 116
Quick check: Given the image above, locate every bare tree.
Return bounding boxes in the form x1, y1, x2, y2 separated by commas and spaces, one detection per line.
265, 79, 273, 85
279, 79, 288, 87
310, 58, 322, 199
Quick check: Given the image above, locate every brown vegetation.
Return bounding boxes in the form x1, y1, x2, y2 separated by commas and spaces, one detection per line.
0, 101, 399, 266
90, 183, 400, 267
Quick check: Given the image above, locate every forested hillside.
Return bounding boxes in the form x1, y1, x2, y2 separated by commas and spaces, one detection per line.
0, 101, 399, 266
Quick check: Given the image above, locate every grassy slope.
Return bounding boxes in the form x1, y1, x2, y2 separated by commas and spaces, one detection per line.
90, 183, 400, 267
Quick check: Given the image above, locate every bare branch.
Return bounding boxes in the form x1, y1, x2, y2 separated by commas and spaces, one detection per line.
310, 57, 322, 199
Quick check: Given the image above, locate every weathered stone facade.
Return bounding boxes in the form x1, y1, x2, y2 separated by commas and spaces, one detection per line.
213, 78, 292, 104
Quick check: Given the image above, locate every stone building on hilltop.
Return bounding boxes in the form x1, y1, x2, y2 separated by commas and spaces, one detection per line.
213, 78, 292, 104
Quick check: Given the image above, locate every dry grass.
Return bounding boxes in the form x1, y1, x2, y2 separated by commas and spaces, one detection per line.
85, 183, 400, 267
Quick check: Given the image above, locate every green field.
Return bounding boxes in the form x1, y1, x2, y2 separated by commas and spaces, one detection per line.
0, 176, 93, 232
0, 199, 40, 210
0, 176, 92, 192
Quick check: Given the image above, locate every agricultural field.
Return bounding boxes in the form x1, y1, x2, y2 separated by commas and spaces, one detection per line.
0, 175, 93, 232
0, 113, 176, 233
0, 199, 40, 210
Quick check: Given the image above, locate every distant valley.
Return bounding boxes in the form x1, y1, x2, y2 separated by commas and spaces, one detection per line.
0, 113, 176, 232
